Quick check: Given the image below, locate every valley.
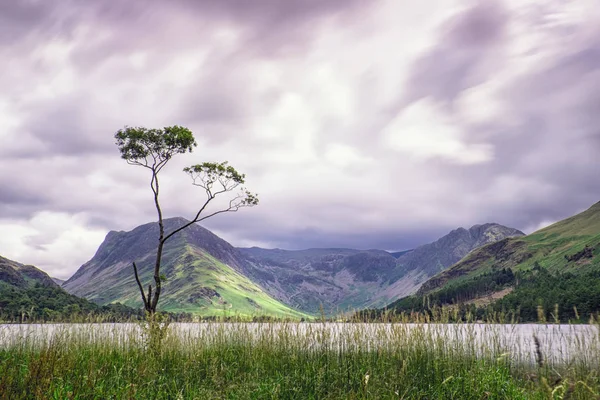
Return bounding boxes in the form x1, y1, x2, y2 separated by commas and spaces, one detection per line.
2, 201, 599, 322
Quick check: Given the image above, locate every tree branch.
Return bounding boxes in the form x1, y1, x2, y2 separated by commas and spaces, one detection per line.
133, 262, 148, 310
162, 193, 215, 243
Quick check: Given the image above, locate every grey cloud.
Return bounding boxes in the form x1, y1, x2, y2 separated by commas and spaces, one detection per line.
177, 60, 250, 132
171, 0, 371, 48
361, 0, 600, 238
203, 214, 446, 252
197, 0, 369, 57
0, 1, 56, 44
0, 205, 37, 220
1, 0, 599, 275
0, 184, 45, 206
0, 201, 46, 220
446, 6, 599, 231
404, 0, 509, 105
38, 0, 371, 72
0, 0, 84, 50
20, 96, 115, 156
0, 172, 50, 219
173, 0, 366, 23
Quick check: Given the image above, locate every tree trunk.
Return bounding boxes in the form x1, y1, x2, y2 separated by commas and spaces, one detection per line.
149, 239, 165, 313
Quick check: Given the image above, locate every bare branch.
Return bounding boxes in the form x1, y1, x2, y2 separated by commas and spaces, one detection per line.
162, 194, 215, 243
132, 262, 148, 310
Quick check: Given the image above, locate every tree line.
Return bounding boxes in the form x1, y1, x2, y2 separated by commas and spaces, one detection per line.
0, 283, 193, 322
359, 266, 600, 323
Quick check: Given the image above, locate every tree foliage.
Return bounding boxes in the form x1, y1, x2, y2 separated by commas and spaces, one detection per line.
365, 266, 600, 323
115, 126, 196, 167
0, 283, 142, 322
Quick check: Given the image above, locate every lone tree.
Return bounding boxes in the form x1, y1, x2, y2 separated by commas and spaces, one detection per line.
115, 126, 258, 314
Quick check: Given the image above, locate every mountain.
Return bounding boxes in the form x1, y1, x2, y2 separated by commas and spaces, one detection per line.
0, 255, 59, 289
52, 277, 65, 286
237, 223, 523, 314
63, 217, 523, 317
389, 250, 413, 259
239, 247, 400, 314
391, 223, 525, 289
63, 218, 309, 319
383, 201, 600, 321
419, 203, 600, 295
0, 254, 138, 321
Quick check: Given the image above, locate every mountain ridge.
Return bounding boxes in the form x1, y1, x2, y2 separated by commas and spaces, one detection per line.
381, 200, 600, 321
236, 222, 523, 314
62, 217, 524, 317
63, 218, 309, 318
0, 255, 59, 289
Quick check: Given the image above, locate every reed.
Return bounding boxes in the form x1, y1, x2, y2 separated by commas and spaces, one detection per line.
0, 316, 599, 399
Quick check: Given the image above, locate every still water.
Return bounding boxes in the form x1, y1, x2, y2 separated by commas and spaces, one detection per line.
1, 323, 598, 365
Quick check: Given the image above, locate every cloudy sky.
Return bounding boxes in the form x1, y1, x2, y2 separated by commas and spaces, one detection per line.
1, 0, 599, 279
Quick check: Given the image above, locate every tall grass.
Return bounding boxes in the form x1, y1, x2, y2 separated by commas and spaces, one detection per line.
1, 319, 599, 399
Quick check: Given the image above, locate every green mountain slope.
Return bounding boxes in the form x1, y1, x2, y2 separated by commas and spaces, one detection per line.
237, 223, 523, 315
419, 202, 600, 294
63, 218, 309, 319
0, 254, 139, 321
383, 201, 600, 321
0, 255, 59, 289
388, 223, 525, 295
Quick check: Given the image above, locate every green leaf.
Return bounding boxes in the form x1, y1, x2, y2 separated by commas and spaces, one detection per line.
114, 126, 197, 166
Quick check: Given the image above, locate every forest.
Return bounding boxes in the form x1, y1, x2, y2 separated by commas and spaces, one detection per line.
367, 266, 600, 323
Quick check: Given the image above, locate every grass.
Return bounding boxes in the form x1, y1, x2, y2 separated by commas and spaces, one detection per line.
1, 319, 600, 399
418, 202, 600, 296
78, 242, 311, 320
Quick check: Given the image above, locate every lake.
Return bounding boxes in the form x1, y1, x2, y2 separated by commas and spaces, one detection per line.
1, 322, 598, 366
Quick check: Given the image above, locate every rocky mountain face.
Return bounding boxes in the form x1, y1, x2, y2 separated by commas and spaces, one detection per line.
62, 216, 524, 317
62, 218, 308, 319
382, 201, 600, 319
0, 255, 59, 289
394, 223, 525, 281
239, 247, 400, 314
416, 202, 600, 296
240, 223, 525, 315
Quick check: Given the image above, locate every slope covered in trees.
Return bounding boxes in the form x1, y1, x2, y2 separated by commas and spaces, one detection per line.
0, 282, 143, 322
376, 201, 600, 322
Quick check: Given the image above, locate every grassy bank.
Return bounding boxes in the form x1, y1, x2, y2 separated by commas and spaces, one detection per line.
1, 322, 599, 399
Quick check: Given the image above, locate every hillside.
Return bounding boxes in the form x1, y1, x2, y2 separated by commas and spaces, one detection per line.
62, 218, 523, 317
419, 202, 600, 294
63, 218, 309, 319
52, 277, 65, 286
0, 255, 59, 289
395, 223, 525, 281
0, 254, 138, 321
239, 247, 400, 314
383, 223, 525, 299
383, 201, 600, 322
238, 223, 522, 315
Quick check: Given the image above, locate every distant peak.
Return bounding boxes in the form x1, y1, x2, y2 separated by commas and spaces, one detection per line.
468, 223, 524, 236
469, 222, 498, 230
105, 230, 121, 239
134, 217, 192, 231
163, 216, 191, 224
